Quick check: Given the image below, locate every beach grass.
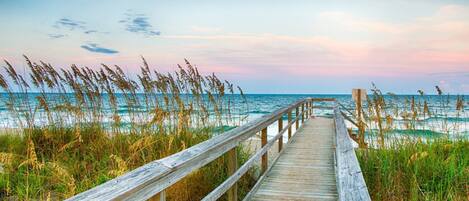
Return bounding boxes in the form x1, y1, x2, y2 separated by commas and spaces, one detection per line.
357, 138, 468, 201
0, 55, 467, 201
0, 56, 255, 200
0, 128, 255, 200
354, 85, 468, 201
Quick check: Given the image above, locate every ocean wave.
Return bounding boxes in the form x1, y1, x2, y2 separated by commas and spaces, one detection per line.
248, 110, 270, 114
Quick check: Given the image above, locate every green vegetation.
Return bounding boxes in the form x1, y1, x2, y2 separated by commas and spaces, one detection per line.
0, 55, 467, 201
354, 85, 468, 201
358, 138, 468, 200
0, 56, 254, 200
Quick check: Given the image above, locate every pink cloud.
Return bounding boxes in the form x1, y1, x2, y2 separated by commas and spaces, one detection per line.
4, 4, 468, 94
154, 4, 468, 81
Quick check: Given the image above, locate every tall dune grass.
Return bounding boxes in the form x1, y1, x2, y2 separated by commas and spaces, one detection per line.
354, 85, 468, 200
0, 56, 254, 200
357, 138, 468, 200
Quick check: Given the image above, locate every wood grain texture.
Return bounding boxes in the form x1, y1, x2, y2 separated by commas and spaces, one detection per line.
261, 128, 268, 174
288, 111, 292, 139
204, 112, 305, 201
278, 118, 283, 152
334, 107, 371, 201
227, 148, 238, 201
251, 118, 338, 201
311, 98, 336, 102
66, 97, 371, 201
67, 99, 309, 201
295, 107, 299, 129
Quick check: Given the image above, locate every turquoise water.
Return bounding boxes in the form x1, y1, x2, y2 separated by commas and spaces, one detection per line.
242, 94, 468, 137
0, 93, 467, 137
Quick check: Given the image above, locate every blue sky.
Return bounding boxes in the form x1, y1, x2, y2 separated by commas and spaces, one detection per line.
1, 0, 468, 94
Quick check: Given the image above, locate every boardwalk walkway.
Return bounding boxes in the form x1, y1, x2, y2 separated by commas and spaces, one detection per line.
251, 117, 338, 201
67, 98, 370, 201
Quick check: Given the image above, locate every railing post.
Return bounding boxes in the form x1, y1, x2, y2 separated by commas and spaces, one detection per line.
288, 111, 292, 139
261, 127, 268, 173
227, 148, 238, 201
305, 101, 309, 117
295, 107, 299, 130
355, 89, 366, 148
311, 101, 314, 117
301, 103, 305, 123
278, 118, 283, 152
149, 190, 166, 201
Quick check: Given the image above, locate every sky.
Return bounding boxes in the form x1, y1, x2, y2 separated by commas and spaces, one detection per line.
0, 0, 468, 94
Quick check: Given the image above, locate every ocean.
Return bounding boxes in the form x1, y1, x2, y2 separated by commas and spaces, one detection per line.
242, 94, 468, 138
0, 93, 467, 138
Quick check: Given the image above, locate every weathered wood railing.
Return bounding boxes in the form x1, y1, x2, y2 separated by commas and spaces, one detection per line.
334, 103, 371, 201
241, 98, 336, 201
67, 98, 324, 201
67, 98, 369, 201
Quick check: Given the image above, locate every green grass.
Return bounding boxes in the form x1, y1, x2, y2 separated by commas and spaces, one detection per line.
353, 85, 469, 200
0, 126, 256, 200
357, 85, 469, 201
357, 138, 468, 200
0, 56, 255, 200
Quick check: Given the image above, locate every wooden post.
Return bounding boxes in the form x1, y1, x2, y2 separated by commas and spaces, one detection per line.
353, 89, 367, 148
310, 101, 313, 116
357, 90, 365, 148
310, 101, 314, 118
305, 102, 308, 117
227, 148, 237, 201
288, 111, 292, 139
301, 103, 305, 123
149, 190, 166, 201
261, 127, 268, 174
295, 107, 299, 130
278, 118, 283, 152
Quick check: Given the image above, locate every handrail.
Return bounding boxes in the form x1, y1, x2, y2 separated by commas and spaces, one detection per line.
240, 107, 312, 201
67, 98, 319, 201
310, 98, 336, 102
203, 107, 305, 201
333, 105, 371, 201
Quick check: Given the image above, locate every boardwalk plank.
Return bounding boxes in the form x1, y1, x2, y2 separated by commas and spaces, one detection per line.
251, 117, 338, 201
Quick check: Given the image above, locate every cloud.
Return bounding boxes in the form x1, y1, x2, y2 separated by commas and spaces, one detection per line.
80, 43, 119, 54
84, 30, 97, 34
119, 11, 160, 36
83, 30, 109, 35
48, 34, 66, 39
161, 3, 469, 78
428, 71, 469, 77
51, 18, 107, 38
160, 33, 369, 78
54, 18, 86, 30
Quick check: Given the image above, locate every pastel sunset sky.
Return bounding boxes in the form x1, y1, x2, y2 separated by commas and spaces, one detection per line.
1, 0, 468, 94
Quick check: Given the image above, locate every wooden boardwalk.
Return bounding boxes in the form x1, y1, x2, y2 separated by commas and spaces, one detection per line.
251, 117, 338, 201
68, 98, 370, 201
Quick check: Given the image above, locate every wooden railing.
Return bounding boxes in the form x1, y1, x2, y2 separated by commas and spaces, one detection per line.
334, 104, 371, 201
67, 98, 322, 201
67, 98, 369, 201
241, 98, 336, 201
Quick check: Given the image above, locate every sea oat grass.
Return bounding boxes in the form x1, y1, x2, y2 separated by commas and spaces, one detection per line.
0, 57, 254, 200
357, 138, 469, 201
0, 128, 255, 200
355, 86, 468, 201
